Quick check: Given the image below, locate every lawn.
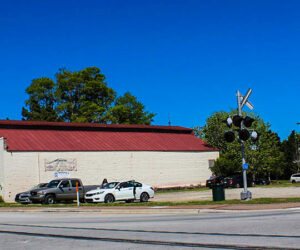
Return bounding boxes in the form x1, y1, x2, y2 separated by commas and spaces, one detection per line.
1, 197, 300, 207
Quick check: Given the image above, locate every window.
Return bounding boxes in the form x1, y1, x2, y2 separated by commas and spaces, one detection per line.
119, 182, 134, 189
209, 159, 215, 169
71, 180, 81, 187
46, 180, 60, 188
103, 182, 119, 189
60, 180, 70, 188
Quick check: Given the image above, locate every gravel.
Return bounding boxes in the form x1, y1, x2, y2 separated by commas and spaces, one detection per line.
153, 187, 300, 201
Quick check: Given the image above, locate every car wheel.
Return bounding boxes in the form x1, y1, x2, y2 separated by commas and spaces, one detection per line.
104, 194, 114, 203
45, 195, 56, 205
292, 180, 296, 184
140, 192, 149, 202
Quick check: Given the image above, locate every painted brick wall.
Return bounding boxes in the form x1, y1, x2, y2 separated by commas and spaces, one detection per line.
2, 150, 219, 202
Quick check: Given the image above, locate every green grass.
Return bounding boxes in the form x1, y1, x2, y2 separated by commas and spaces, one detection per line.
2, 197, 300, 207
256, 180, 300, 188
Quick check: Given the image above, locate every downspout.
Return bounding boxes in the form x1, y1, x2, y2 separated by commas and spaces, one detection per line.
0, 138, 6, 200
37, 152, 41, 184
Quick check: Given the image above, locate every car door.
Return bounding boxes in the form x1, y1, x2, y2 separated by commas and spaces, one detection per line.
70, 179, 84, 200
115, 182, 134, 200
133, 182, 143, 199
57, 180, 73, 200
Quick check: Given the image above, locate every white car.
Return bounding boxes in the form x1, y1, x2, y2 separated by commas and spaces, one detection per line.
85, 180, 155, 203
290, 173, 300, 183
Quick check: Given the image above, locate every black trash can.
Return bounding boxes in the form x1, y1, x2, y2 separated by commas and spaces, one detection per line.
212, 183, 225, 201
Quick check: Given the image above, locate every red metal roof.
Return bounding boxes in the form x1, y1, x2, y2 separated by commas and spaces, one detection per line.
0, 120, 218, 152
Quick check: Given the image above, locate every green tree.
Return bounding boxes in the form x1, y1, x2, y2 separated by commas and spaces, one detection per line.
196, 110, 285, 178
22, 67, 156, 124
107, 92, 156, 125
22, 77, 59, 121
281, 130, 299, 178
55, 67, 116, 123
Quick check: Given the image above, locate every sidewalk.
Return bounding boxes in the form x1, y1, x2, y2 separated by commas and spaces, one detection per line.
1, 202, 300, 214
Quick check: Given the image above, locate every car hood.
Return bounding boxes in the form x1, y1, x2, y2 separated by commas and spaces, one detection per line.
30, 187, 49, 193
86, 188, 110, 195
16, 192, 30, 196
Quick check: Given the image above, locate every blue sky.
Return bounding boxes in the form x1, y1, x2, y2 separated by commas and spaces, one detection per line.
0, 0, 299, 140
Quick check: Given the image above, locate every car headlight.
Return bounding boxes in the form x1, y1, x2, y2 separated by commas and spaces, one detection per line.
94, 191, 104, 195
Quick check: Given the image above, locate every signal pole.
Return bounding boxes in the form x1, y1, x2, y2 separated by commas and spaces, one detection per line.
237, 89, 253, 201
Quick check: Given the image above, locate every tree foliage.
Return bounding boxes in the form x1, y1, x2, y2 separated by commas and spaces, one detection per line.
195, 110, 286, 179
22, 77, 58, 121
281, 130, 299, 178
22, 67, 156, 125
106, 92, 155, 125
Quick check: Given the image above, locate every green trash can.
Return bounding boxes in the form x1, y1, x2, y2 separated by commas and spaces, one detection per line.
212, 183, 225, 201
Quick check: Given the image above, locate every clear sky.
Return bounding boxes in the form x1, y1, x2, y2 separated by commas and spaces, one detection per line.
0, 0, 299, 140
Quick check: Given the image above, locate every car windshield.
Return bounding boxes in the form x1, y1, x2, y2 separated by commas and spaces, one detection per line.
102, 182, 119, 189
46, 180, 61, 188
32, 183, 47, 189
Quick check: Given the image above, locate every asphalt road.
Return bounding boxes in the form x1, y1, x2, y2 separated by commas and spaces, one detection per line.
1, 209, 300, 249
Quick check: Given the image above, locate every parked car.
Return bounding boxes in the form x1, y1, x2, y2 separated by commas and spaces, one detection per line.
255, 177, 270, 185
85, 180, 155, 203
15, 183, 48, 204
30, 178, 100, 204
290, 173, 300, 183
206, 177, 225, 188
225, 175, 255, 188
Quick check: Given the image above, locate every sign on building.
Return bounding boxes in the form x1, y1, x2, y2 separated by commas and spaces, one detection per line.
45, 158, 77, 171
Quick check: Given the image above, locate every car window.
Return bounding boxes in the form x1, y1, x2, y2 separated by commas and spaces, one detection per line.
134, 182, 142, 187
60, 180, 70, 188
71, 180, 82, 187
119, 182, 128, 188
103, 182, 119, 189
46, 180, 60, 188
119, 182, 134, 189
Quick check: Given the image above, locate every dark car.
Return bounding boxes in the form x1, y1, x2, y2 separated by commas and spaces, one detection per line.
206, 177, 225, 188
15, 183, 48, 204
225, 175, 255, 188
255, 177, 270, 185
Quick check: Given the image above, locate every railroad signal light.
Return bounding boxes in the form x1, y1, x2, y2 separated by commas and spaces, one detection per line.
243, 116, 254, 128
238, 129, 250, 141
224, 131, 235, 142
224, 117, 233, 128
233, 115, 243, 127
251, 130, 259, 142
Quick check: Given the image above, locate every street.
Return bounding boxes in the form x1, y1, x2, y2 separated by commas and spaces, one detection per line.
1, 209, 300, 249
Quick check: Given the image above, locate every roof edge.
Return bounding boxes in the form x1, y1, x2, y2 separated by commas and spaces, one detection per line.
0, 120, 193, 134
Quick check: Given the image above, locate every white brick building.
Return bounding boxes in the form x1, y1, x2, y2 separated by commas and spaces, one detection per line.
0, 120, 219, 202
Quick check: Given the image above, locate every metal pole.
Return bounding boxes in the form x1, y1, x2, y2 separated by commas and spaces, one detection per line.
76, 182, 80, 206
241, 143, 248, 194
237, 91, 251, 201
